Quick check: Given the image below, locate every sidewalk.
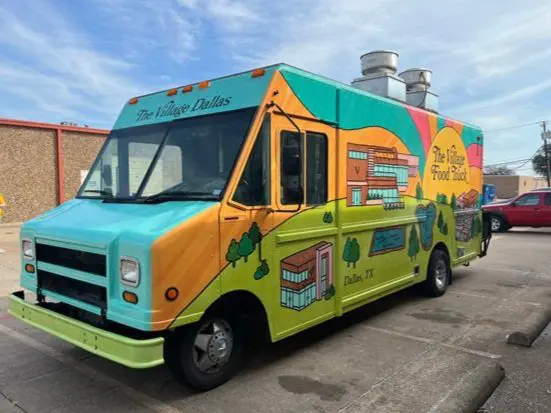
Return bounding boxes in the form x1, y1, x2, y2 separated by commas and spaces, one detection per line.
0, 226, 21, 296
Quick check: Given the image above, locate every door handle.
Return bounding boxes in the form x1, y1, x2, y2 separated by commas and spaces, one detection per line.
224, 216, 240, 221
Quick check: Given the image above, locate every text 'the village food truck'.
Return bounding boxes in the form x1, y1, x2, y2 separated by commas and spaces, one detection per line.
10, 51, 490, 390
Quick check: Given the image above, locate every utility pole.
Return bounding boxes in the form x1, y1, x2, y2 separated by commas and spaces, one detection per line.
542, 121, 551, 186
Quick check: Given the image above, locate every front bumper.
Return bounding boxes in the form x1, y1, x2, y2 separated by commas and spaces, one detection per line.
8, 291, 164, 369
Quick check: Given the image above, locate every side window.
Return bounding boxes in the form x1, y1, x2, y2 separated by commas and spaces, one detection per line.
280, 131, 303, 205
545, 193, 551, 206
306, 133, 328, 205
514, 194, 541, 206
233, 117, 271, 206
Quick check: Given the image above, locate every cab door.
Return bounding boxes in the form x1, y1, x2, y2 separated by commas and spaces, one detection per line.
541, 193, 551, 226
508, 193, 542, 225
219, 114, 274, 297
269, 114, 338, 340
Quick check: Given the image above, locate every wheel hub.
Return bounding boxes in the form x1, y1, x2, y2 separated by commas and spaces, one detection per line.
435, 260, 447, 290
193, 319, 234, 373
208, 331, 230, 362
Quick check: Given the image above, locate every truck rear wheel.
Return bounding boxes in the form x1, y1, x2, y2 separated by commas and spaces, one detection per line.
422, 249, 450, 297
165, 315, 244, 391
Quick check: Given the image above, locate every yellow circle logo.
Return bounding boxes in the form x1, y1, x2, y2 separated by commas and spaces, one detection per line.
423, 127, 471, 202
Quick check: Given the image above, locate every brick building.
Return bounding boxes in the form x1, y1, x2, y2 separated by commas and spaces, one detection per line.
0, 118, 108, 223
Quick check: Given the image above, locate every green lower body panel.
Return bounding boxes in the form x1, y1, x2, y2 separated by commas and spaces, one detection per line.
8, 291, 164, 369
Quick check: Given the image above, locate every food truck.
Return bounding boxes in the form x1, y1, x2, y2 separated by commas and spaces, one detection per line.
10, 51, 490, 390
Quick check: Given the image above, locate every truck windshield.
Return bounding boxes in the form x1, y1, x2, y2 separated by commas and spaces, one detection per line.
78, 107, 257, 202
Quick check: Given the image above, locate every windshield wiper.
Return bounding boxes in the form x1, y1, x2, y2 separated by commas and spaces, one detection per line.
82, 189, 113, 197
141, 190, 218, 204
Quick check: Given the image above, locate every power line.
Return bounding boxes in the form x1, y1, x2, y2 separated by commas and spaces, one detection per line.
485, 146, 542, 168
485, 158, 532, 167
485, 121, 545, 133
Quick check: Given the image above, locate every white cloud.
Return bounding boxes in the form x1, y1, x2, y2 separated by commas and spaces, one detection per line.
177, 0, 262, 32
1, 0, 550, 173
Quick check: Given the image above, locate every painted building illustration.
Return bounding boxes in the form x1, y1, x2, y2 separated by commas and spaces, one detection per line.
280, 242, 334, 311
347, 144, 419, 208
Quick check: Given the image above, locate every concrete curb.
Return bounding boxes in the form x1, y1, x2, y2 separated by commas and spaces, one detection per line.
506, 303, 551, 347
431, 361, 505, 413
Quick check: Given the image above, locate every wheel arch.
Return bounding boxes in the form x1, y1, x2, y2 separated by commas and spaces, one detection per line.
202, 289, 272, 343
490, 211, 510, 227
430, 241, 452, 284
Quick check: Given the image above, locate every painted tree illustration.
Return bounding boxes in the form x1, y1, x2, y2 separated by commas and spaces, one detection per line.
451, 194, 457, 210
437, 211, 444, 232
323, 212, 334, 224
324, 284, 336, 300
254, 260, 270, 280
343, 237, 353, 267
442, 222, 449, 236
471, 216, 481, 238
226, 239, 240, 267
238, 232, 254, 262
350, 238, 360, 268
408, 225, 420, 261
416, 183, 423, 202
249, 222, 262, 260
437, 193, 448, 205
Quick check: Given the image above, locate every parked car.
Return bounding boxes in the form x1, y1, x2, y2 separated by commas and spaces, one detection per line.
482, 190, 551, 232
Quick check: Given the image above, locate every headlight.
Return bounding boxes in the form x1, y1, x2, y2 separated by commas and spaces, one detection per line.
120, 257, 140, 286
22, 239, 34, 260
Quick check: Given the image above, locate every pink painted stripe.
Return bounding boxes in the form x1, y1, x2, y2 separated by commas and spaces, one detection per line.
467, 144, 483, 169
407, 108, 432, 155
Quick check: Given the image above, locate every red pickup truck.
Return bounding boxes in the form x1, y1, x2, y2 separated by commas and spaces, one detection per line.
482, 190, 551, 232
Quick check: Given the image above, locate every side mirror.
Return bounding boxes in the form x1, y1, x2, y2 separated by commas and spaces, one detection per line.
102, 164, 112, 187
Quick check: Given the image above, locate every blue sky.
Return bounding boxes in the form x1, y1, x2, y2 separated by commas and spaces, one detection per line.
1, 0, 551, 172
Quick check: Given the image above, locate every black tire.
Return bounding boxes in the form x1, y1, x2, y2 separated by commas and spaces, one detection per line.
422, 249, 450, 297
491, 215, 508, 232
165, 314, 244, 391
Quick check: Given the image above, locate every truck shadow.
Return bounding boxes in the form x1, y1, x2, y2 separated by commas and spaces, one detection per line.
117, 286, 425, 402
82, 286, 425, 403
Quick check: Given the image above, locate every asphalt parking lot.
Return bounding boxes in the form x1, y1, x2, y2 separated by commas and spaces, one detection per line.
0, 225, 550, 413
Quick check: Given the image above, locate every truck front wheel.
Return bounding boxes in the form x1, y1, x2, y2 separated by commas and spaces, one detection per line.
165, 315, 244, 391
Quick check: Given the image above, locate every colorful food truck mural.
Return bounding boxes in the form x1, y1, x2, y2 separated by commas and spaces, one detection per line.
10, 53, 490, 391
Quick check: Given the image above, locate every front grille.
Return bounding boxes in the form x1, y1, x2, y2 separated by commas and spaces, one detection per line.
36, 244, 106, 276
38, 270, 107, 309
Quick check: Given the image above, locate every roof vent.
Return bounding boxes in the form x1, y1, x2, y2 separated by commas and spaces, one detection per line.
361, 50, 399, 76
351, 51, 406, 102
399, 68, 439, 112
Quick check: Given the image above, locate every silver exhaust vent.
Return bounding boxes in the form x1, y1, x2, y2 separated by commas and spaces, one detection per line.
351, 51, 406, 102
399, 68, 439, 112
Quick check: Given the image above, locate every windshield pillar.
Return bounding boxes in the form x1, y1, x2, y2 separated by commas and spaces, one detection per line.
118, 141, 130, 196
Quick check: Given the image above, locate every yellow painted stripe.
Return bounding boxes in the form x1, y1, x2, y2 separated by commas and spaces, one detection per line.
342, 216, 420, 234
276, 226, 339, 244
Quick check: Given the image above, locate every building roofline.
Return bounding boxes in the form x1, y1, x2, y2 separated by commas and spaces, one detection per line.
0, 118, 109, 135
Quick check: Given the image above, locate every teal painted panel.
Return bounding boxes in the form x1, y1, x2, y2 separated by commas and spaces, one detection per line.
113, 66, 277, 130
462, 126, 483, 148
437, 116, 446, 131
35, 237, 105, 255
280, 69, 337, 124
22, 198, 217, 331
